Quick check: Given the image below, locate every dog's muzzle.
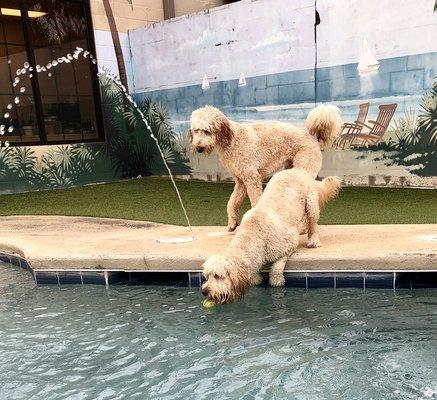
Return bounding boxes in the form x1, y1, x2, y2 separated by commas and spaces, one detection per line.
201, 287, 208, 296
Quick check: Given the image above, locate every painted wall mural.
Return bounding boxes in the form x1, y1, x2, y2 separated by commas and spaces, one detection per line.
1, 0, 435, 194
130, 0, 437, 187
0, 75, 190, 194
353, 81, 437, 177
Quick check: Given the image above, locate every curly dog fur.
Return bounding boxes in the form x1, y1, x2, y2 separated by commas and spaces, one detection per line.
201, 169, 341, 305
190, 105, 342, 231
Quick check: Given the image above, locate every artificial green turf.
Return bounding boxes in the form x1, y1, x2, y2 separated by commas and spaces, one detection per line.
0, 177, 435, 226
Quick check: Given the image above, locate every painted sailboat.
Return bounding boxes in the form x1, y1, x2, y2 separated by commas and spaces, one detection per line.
201, 74, 210, 90
238, 72, 247, 87
357, 38, 380, 76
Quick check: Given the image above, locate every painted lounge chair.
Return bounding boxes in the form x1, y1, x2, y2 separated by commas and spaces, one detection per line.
333, 102, 370, 148
338, 103, 397, 149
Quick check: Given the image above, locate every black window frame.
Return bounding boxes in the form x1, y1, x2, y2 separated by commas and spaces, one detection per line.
1, 0, 105, 146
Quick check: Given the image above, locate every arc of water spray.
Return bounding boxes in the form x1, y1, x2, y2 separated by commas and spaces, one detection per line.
1, 47, 196, 240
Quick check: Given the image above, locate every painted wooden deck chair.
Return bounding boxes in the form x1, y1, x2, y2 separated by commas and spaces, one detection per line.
338, 103, 397, 149
333, 102, 370, 148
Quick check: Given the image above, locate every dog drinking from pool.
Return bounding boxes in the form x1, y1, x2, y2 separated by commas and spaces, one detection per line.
201, 169, 341, 305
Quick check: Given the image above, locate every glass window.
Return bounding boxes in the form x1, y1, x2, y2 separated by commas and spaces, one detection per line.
0, 0, 103, 145
0, 0, 39, 143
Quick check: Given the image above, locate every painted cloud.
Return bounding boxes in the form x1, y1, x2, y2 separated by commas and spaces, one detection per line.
252, 31, 300, 51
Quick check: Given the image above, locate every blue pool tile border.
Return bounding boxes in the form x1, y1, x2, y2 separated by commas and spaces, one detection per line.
284, 273, 306, 288
307, 273, 335, 288
336, 272, 366, 288
2, 251, 437, 289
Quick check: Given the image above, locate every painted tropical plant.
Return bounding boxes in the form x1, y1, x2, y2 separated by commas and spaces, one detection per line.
357, 79, 437, 176
38, 145, 109, 188
99, 72, 190, 178
0, 144, 108, 191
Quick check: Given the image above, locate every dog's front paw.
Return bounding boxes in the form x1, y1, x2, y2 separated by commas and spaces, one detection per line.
307, 238, 321, 248
250, 273, 263, 286
269, 273, 285, 287
227, 222, 239, 232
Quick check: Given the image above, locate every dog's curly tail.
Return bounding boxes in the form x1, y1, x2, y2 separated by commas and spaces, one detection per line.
316, 176, 342, 209
305, 105, 342, 146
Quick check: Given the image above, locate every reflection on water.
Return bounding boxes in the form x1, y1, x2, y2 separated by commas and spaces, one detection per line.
0, 262, 436, 400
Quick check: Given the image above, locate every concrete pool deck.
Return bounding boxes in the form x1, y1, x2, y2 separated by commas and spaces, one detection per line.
1, 216, 436, 277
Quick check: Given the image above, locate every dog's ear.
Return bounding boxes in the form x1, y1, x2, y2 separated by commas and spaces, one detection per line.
227, 262, 250, 301
216, 118, 233, 149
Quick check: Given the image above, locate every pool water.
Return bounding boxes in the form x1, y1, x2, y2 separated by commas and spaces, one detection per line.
1, 264, 436, 400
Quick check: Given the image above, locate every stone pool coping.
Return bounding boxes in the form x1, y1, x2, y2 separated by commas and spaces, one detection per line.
1, 216, 436, 287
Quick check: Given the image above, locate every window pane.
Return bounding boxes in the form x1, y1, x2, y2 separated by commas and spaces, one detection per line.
0, 94, 39, 143
0, 0, 41, 144
7, 45, 32, 94
0, 44, 12, 93
3, 18, 24, 44
0, 22, 4, 44
0, 0, 25, 44
79, 96, 98, 139
26, 0, 99, 142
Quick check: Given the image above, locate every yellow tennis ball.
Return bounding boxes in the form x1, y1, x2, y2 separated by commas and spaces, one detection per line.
202, 299, 216, 309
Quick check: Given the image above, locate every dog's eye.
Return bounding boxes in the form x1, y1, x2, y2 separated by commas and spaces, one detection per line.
203, 130, 210, 135
214, 274, 221, 280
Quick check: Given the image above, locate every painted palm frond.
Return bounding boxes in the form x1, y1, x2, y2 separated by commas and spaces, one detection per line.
175, 131, 191, 160
419, 82, 437, 145
72, 145, 95, 162
53, 146, 74, 170
0, 148, 14, 179
140, 97, 158, 121
388, 108, 420, 146
123, 109, 140, 129
45, 167, 74, 187
99, 72, 125, 104
9, 147, 38, 179
159, 145, 176, 165
153, 102, 172, 129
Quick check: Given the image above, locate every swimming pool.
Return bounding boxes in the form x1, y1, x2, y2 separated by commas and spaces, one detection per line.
1, 263, 436, 399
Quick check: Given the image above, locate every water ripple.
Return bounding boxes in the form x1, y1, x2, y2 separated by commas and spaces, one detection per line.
0, 263, 436, 399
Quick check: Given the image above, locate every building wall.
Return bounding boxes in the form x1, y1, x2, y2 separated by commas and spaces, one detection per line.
174, 0, 229, 17
90, 0, 164, 32
90, 0, 164, 90
90, 0, 230, 90
130, 0, 437, 186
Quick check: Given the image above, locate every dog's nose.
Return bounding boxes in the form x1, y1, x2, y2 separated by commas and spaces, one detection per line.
201, 288, 208, 296
196, 146, 204, 153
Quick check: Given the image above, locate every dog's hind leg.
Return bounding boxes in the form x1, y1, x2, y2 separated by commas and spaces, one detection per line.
269, 256, 287, 287
305, 191, 321, 248
290, 148, 323, 179
227, 178, 247, 231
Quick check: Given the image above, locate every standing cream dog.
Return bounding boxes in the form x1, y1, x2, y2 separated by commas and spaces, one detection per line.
201, 169, 341, 305
190, 105, 342, 231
